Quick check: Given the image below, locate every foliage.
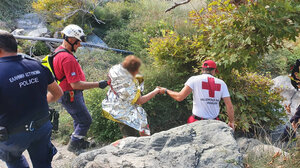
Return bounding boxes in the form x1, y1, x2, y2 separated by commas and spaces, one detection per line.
244, 141, 300, 168
85, 88, 122, 142
142, 65, 192, 133
219, 70, 285, 132
0, 0, 33, 26
259, 47, 300, 77
76, 49, 124, 81
18, 41, 50, 56
52, 110, 74, 144
192, 0, 300, 75
32, 0, 100, 32
84, 0, 199, 60
148, 0, 300, 132
148, 31, 198, 73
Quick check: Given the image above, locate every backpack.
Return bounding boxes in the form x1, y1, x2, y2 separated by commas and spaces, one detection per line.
41, 49, 69, 84
290, 59, 300, 90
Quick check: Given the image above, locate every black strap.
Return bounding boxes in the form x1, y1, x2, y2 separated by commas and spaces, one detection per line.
8, 115, 50, 135
49, 49, 70, 82
193, 115, 219, 120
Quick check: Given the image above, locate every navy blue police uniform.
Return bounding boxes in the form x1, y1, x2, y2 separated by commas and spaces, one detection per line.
0, 55, 57, 168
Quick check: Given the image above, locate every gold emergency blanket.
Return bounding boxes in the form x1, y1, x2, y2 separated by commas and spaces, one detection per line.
102, 64, 150, 135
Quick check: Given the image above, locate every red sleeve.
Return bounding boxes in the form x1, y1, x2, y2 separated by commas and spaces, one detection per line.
62, 60, 84, 84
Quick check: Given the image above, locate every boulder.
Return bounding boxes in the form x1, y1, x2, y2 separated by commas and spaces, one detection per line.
11, 29, 25, 36
248, 144, 289, 158
72, 120, 243, 168
16, 13, 46, 32
272, 75, 300, 118
236, 137, 263, 155
15, 13, 48, 36
28, 28, 48, 37
237, 137, 289, 162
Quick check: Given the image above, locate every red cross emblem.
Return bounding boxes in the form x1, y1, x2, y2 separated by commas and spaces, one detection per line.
202, 77, 221, 98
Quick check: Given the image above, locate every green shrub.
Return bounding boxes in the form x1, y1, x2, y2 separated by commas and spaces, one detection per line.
220, 70, 285, 132
85, 89, 122, 142
17, 41, 50, 56
147, 0, 300, 132
0, 0, 33, 24
258, 47, 300, 77
32, 41, 50, 56
52, 110, 74, 144
142, 65, 192, 133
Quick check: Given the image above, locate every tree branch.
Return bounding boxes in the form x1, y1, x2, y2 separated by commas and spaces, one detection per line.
63, 6, 105, 24
165, 0, 192, 13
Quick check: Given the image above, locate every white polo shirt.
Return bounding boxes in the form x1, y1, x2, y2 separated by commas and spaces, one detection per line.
185, 74, 230, 119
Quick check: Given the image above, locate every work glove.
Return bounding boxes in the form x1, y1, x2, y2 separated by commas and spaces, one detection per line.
99, 80, 108, 89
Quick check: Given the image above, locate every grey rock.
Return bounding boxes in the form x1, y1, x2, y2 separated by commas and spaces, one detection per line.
236, 137, 263, 155
237, 137, 289, 162
28, 28, 48, 37
11, 29, 25, 35
248, 144, 289, 160
15, 13, 49, 37
72, 120, 243, 168
16, 13, 46, 32
272, 75, 300, 118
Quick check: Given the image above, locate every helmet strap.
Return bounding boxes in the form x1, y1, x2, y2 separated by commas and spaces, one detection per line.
64, 35, 79, 52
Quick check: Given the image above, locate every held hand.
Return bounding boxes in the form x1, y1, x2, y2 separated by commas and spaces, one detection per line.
157, 86, 167, 94
154, 87, 160, 94
228, 121, 235, 131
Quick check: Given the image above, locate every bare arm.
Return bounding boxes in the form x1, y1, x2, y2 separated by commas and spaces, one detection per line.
70, 81, 99, 90
47, 81, 63, 103
223, 97, 235, 130
136, 88, 160, 105
165, 85, 192, 102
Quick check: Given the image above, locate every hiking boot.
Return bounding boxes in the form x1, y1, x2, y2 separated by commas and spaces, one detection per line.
67, 139, 90, 154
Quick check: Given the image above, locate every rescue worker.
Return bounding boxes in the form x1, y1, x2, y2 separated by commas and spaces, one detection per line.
159, 60, 235, 130
0, 30, 63, 167
52, 24, 108, 152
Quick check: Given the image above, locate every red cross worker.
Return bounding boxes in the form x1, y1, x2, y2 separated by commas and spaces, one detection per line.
158, 60, 235, 130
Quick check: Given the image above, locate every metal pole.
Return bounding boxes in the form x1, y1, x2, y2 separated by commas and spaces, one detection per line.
13, 35, 134, 55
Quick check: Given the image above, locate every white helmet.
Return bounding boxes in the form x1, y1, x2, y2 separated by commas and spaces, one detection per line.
61, 24, 86, 42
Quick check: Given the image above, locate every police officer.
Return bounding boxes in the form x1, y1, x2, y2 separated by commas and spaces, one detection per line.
52, 24, 108, 153
0, 30, 63, 167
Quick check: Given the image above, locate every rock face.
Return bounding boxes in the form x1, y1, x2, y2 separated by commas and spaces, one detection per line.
237, 137, 289, 160
15, 13, 48, 37
272, 75, 300, 118
72, 120, 243, 168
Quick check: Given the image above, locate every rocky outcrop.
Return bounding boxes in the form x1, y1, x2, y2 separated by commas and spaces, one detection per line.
72, 120, 243, 168
272, 75, 300, 118
15, 13, 48, 37
237, 137, 289, 160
